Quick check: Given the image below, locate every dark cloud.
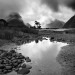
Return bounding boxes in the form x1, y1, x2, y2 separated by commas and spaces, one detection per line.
67, 0, 75, 10
0, 0, 26, 19
41, 0, 75, 11
41, 0, 59, 11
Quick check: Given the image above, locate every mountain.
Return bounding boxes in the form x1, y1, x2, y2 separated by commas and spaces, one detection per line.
7, 18, 27, 28
7, 12, 26, 28
63, 15, 75, 28
46, 19, 65, 28
6, 12, 38, 34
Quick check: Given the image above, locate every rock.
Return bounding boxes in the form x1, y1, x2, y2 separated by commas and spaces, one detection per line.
12, 60, 17, 63
3, 59, 7, 64
17, 64, 21, 68
14, 68, 19, 72
11, 57, 15, 61
10, 50, 16, 53
0, 50, 3, 52
21, 64, 26, 68
25, 57, 31, 62
0, 71, 3, 74
3, 70, 8, 74
0, 69, 2, 72
6, 70, 12, 73
17, 60, 22, 64
25, 57, 29, 59
0, 51, 3, 55
0, 49, 32, 74
26, 64, 32, 69
20, 59, 25, 63
5, 66, 12, 70
18, 55, 25, 59
0, 60, 2, 63
7, 56, 12, 59
5, 60, 10, 64
12, 53, 17, 57
38, 69, 41, 71
17, 68, 30, 74
1, 52, 8, 57
13, 62, 18, 67
0, 64, 5, 69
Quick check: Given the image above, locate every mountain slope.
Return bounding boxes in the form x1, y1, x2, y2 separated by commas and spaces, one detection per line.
63, 15, 75, 28
47, 19, 65, 28
6, 13, 38, 34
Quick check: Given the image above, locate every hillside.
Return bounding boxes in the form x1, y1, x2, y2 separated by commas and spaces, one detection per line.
63, 15, 75, 28
46, 19, 65, 28
0, 13, 39, 45
6, 12, 38, 34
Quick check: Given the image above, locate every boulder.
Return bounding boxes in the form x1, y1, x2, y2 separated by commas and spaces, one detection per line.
26, 64, 32, 69
0, 64, 5, 69
17, 68, 30, 74
21, 64, 26, 68
5, 65, 12, 70
25, 57, 31, 62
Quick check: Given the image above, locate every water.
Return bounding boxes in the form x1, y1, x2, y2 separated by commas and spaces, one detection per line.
16, 38, 68, 75
0, 38, 70, 75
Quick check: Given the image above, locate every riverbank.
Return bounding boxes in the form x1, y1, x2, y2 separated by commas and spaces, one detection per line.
0, 28, 75, 75
38, 29, 75, 44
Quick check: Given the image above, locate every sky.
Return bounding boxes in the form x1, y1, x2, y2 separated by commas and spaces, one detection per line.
0, 0, 75, 27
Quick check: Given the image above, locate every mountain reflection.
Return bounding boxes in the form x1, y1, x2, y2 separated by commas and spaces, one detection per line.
17, 38, 67, 59
16, 38, 68, 75
0, 37, 68, 75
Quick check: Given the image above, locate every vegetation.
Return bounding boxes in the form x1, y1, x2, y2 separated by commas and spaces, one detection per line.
35, 21, 41, 29
0, 13, 39, 45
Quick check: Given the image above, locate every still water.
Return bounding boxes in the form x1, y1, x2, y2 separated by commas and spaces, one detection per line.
0, 38, 69, 75
17, 38, 68, 75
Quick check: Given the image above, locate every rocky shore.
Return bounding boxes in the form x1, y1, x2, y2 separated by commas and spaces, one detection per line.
0, 49, 32, 75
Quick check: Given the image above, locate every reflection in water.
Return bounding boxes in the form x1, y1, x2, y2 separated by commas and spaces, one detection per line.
17, 38, 67, 59
0, 37, 69, 75
17, 38, 68, 75
57, 45, 75, 75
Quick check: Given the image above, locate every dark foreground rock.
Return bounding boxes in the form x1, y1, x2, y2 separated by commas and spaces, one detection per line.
17, 68, 30, 74
0, 49, 32, 74
25, 57, 31, 62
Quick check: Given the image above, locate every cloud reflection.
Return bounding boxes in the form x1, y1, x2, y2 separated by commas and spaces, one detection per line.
18, 39, 68, 60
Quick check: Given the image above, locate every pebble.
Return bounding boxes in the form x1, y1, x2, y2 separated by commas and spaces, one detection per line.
26, 64, 32, 69
17, 68, 30, 74
5, 66, 12, 70
25, 57, 31, 62
0, 49, 32, 74
21, 64, 26, 68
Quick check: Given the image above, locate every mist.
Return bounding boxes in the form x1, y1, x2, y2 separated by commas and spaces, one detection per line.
0, 0, 26, 19
42, 0, 75, 11
0, 0, 75, 27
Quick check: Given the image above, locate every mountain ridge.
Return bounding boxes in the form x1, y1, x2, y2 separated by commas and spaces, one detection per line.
63, 15, 75, 28
47, 19, 65, 28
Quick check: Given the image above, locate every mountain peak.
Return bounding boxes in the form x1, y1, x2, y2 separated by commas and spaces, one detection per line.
63, 15, 75, 28
46, 19, 64, 28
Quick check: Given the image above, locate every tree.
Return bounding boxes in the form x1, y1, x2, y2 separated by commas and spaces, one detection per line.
35, 21, 41, 28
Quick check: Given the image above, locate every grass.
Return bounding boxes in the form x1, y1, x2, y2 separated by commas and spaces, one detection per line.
0, 27, 39, 46
38, 29, 75, 44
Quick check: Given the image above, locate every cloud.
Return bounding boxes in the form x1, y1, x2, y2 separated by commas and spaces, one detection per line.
0, 0, 26, 19
41, 0, 59, 11
41, 0, 75, 11
0, 0, 74, 28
